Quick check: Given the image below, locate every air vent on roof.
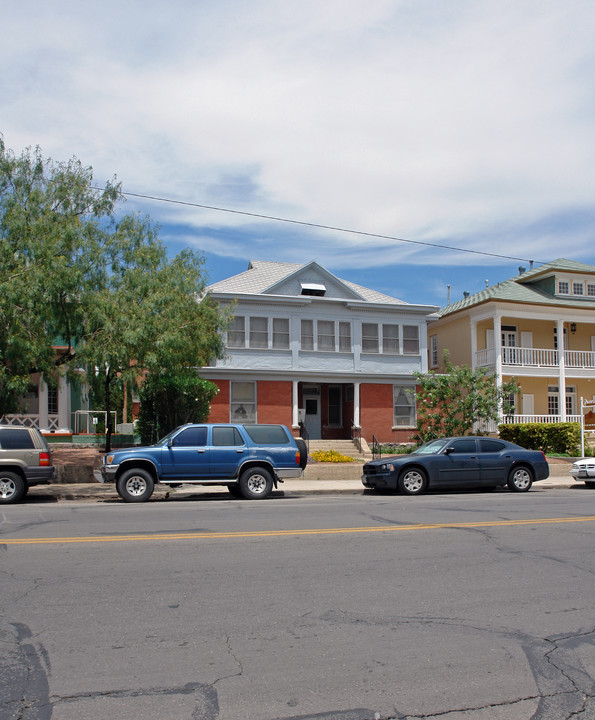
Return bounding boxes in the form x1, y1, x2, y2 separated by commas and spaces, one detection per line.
300, 283, 326, 297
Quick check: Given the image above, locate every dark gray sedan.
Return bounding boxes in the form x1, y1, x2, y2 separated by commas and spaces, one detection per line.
361, 436, 549, 495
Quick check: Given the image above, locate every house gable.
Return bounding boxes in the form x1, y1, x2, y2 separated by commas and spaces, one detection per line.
263, 261, 365, 301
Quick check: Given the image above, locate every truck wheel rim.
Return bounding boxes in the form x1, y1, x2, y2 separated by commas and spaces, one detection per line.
126, 476, 147, 496
0, 478, 16, 499
247, 474, 267, 494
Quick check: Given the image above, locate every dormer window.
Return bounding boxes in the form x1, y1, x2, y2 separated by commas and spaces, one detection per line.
573, 282, 584, 296
300, 283, 326, 297
558, 280, 569, 295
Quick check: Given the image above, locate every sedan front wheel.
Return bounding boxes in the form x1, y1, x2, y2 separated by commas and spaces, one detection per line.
398, 467, 428, 495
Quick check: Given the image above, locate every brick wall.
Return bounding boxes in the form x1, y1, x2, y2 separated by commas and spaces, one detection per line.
360, 383, 416, 444
206, 379, 293, 427
256, 380, 293, 426
208, 380, 230, 423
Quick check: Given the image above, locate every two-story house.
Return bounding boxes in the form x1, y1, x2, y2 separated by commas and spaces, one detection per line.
429, 258, 595, 427
201, 260, 439, 442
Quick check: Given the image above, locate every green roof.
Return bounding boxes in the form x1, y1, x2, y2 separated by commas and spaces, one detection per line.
439, 258, 595, 316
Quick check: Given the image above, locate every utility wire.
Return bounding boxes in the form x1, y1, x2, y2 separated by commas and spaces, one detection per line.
102, 186, 542, 265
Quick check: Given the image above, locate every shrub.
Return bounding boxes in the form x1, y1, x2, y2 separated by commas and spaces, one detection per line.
498, 422, 581, 455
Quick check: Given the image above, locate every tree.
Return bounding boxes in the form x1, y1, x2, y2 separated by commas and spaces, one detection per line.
414, 352, 519, 442
0, 137, 228, 446
135, 370, 219, 444
0, 137, 119, 414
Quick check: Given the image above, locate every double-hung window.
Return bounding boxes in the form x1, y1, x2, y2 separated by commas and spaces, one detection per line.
317, 321, 335, 351
272, 318, 290, 349
393, 386, 416, 426
249, 317, 268, 348
362, 323, 379, 353
300, 320, 352, 352
230, 381, 256, 422
403, 325, 420, 354
382, 324, 399, 354
228, 316, 246, 348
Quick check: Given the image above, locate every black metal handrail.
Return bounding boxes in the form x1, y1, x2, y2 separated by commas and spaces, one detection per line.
299, 422, 309, 453
372, 434, 381, 460
351, 421, 362, 454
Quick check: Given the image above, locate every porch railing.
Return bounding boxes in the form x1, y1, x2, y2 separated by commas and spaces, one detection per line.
0, 414, 60, 431
476, 346, 595, 370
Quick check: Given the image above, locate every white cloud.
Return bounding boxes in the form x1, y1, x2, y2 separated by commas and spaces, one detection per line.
2, 0, 595, 272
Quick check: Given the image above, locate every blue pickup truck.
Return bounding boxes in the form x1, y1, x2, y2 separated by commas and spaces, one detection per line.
95, 423, 307, 502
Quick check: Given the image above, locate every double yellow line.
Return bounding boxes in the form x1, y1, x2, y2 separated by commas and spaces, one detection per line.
2, 516, 594, 546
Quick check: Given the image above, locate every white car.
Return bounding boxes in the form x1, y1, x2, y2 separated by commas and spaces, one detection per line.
569, 458, 595, 486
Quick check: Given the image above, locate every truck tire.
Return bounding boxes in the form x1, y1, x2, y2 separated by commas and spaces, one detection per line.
117, 468, 155, 503
296, 438, 308, 470
0, 471, 26, 504
239, 467, 273, 499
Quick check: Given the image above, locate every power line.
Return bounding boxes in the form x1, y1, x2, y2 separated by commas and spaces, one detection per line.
105, 187, 542, 265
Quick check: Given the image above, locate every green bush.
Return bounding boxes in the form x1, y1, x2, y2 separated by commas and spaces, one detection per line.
498, 422, 581, 455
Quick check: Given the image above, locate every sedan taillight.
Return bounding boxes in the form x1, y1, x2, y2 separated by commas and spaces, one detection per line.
39, 451, 51, 466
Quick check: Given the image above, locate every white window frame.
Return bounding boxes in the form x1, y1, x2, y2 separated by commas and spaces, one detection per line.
227, 316, 246, 348
393, 385, 416, 427
572, 282, 584, 296
558, 280, 570, 295
430, 335, 438, 368
272, 318, 290, 349
249, 317, 268, 349
300, 320, 353, 353
403, 325, 420, 355
230, 381, 256, 423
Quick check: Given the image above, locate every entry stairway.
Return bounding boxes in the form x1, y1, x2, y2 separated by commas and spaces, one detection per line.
306, 438, 372, 460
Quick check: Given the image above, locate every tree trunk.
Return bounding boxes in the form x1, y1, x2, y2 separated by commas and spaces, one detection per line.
105, 373, 113, 452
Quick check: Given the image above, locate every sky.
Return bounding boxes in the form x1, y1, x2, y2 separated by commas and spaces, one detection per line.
2, 0, 595, 307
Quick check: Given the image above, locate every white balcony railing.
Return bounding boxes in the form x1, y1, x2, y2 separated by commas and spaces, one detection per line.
1, 414, 60, 431
476, 346, 595, 370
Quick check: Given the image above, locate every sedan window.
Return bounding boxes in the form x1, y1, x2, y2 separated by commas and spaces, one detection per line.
447, 439, 477, 453
479, 439, 506, 453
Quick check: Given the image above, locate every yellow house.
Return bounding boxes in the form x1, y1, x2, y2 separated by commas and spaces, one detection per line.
429, 259, 595, 428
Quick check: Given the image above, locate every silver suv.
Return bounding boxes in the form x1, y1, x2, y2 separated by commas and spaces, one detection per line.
0, 426, 56, 503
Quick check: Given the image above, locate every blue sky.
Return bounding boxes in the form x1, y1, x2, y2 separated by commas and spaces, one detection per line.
3, 0, 595, 308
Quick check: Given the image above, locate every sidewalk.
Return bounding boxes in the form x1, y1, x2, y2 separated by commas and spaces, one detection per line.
27, 456, 585, 503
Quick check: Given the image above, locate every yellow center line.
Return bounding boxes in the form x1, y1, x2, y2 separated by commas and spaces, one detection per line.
1, 516, 595, 545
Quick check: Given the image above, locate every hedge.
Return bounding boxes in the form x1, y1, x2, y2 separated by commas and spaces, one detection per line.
498, 422, 581, 455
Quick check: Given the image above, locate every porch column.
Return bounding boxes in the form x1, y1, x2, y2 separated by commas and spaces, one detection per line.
57, 372, 72, 432
470, 319, 478, 370
292, 380, 300, 429
353, 382, 361, 428
493, 316, 503, 422
557, 319, 567, 421
38, 378, 49, 431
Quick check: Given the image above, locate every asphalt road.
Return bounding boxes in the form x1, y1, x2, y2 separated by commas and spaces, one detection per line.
1, 490, 594, 720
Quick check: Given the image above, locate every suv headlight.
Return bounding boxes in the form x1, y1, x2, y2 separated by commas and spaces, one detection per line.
379, 463, 394, 472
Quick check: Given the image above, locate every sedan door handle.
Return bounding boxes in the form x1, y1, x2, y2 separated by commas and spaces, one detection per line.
236, 449, 244, 453
196, 449, 206, 453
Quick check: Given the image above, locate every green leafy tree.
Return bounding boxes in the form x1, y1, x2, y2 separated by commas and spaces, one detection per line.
0, 137, 228, 446
136, 370, 219, 444
414, 352, 519, 442
0, 137, 119, 413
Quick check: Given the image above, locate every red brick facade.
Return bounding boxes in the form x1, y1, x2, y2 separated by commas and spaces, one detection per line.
207, 378, 416, 444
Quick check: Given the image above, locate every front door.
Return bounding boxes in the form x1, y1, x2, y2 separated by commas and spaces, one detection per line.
303, 385, 321, 439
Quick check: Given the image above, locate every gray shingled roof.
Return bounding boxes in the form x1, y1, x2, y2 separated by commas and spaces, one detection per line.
439, 258, 595, 316
208, 260, 408, 305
